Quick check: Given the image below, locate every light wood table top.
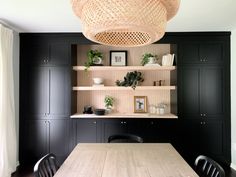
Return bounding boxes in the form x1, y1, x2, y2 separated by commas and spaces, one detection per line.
54, 143, 198, 177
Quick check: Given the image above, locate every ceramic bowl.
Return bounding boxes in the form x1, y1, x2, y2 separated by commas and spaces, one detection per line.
93, 77, 104, 84
94, 109, 105, 115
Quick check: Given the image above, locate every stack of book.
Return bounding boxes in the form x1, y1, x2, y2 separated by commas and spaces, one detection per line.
162, 54, 175, 66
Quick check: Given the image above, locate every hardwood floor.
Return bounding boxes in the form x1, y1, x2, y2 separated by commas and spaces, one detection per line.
12, 165, 236, 177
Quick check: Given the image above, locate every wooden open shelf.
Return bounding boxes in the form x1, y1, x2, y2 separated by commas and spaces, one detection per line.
73, 86, 177, 91
70, 113, 178, 119
73, 66, 176, 71
72, 44, 178, 118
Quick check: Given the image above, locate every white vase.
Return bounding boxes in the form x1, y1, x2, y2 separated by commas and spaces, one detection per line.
93, 57, 102, 64
105, 108, 112, 114
147, 57, 156, 64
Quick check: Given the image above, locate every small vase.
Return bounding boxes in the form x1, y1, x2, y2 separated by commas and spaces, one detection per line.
105, 108, 112, 114
147, 57, 156, 64
93, 57, 102, 64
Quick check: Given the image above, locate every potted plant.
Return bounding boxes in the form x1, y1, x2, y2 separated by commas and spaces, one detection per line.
104, 95, 114, 114
140, 53, 157, 66
115, 71, 144, 90
85, 50, 103, 70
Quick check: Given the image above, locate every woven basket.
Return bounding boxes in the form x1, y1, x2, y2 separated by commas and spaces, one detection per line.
72, 0, 180, 47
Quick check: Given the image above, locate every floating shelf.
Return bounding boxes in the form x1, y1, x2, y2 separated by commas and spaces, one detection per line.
73, 66, 176, 71
70, 113, 178, 119
72, 86, 177, 91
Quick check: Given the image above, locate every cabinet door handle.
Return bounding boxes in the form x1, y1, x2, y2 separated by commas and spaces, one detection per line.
93, 121, 96, 124
120, 121, 123, 124
124, 121, 127, 124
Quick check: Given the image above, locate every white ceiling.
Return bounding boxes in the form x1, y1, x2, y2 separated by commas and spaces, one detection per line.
0, 0, 236, 33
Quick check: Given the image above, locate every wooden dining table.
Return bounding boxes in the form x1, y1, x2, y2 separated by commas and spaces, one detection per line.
54, 143, 198, 177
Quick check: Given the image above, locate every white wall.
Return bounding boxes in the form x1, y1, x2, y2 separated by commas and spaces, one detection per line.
231, 30, 236, 169
13, 31, 19, 165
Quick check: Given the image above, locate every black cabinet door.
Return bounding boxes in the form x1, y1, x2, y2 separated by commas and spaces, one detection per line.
75, 119, 98, 143
200, 120, 223, 156
179, 43, 199, 64
27, 43, 49, 65
49, 43, 69, 65
24, 120, 48, 163
177, 120, 201, 163
201, 66, 225, 118
48, 119, 69, 165
200, 43, 223, 64
178, 66, 201, 118
28, 67, 69, 118
28, 43, 69, 66
103, 120, 128, 142
49, 67, 70, 118
179, 43, 223, 64
28, 67, 49, 117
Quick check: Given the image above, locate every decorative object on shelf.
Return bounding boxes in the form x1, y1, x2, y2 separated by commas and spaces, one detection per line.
94, 109, 106, 115
134, 96, 147, 113
162, 54, 175, 66
141, 53, 158, 66
93, 77, 104, 85
104, 95, 115, 114
156, 103, 167, 115
159, 80, 165, 86
85, 50, 103, 70
83, 105, 93, 114
115, 71, 144, 90
110, 51, 127, 66
71, 0, 180, 47
149, 104, 157, 114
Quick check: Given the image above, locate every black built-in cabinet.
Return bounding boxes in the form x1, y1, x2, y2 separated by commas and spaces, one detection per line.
19, 32, 231, 167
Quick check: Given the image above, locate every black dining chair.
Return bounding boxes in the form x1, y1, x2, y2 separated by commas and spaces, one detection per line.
108, 134, 144, 143
194, 155, 225, 177
34, 153, 59, 177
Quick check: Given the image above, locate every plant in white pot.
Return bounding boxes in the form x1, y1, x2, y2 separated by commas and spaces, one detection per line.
104, 95, 114, 114
141, 53, 158, 66
85, 49, 103, 70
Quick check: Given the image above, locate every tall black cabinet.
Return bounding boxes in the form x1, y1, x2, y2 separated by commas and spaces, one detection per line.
20, 36, 71, 165
177, 35, 230, 164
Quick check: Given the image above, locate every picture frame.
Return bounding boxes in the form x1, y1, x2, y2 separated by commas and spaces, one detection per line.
110, 51, 127, 66
134, 96, 147, 113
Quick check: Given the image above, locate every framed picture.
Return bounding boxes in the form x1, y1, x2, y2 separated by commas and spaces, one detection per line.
110, 51, 127, 66
134, 96, 147, 113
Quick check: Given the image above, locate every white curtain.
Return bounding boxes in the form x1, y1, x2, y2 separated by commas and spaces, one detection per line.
0, 24, 17, 177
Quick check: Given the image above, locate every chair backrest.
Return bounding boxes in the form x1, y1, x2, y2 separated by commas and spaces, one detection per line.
194, 155, 225, 177
108, 134, 144, 143
34, 153, 59, 177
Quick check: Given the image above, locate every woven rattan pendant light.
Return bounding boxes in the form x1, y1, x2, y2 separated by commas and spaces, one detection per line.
72, 0, 180, 47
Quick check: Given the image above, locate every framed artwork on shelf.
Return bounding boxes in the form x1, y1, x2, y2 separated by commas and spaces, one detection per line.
134, 96, 147, 113
110, 50, 127, 66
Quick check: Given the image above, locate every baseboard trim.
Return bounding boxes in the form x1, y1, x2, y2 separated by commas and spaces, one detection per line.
231, 163, 236, 170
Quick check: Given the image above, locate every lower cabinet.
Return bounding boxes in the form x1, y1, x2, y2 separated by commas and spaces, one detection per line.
21, 119, 69, 165
72, 119, 100, 148
178, 119, 224, 163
